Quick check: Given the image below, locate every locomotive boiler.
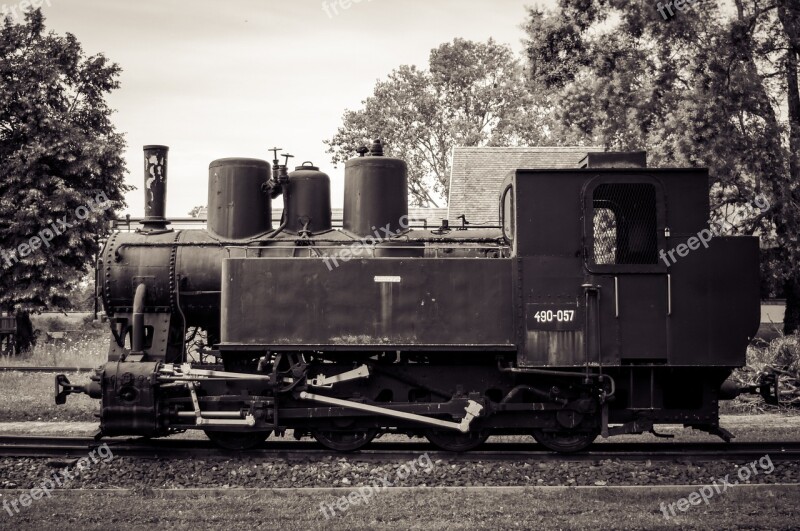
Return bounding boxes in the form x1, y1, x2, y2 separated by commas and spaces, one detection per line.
56, 140, 768, 452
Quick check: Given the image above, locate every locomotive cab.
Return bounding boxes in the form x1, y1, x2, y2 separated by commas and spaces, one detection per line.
501, 155, 760, 438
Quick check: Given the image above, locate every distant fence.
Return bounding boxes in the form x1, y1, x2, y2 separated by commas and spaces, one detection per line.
758, 299, 787, 341
0, 316, 15, 355
0, 316, 15, 334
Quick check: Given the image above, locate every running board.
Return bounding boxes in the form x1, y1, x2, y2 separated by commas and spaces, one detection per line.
298, 392, 483, 433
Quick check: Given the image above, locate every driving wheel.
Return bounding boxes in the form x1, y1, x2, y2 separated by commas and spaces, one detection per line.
425, 429, 490, 452
205, 430, 271, 451
532, 429, 597, 453
312, 429, 379, 452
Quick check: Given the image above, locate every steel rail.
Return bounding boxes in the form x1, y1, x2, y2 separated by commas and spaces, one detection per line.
1, 436, 798, 461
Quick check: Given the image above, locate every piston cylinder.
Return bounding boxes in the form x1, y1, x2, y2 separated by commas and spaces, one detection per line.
343, 140, 409, 237
208, 158, 272, 240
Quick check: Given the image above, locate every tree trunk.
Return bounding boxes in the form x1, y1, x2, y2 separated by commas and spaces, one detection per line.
777, 1, 800, 334
785, 276, 800, 335
14, 311, 35, 354
781, 48, 800, 334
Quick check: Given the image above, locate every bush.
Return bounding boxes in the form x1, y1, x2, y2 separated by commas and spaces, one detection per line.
36, 316, 69, 332
730, 333, 800, 412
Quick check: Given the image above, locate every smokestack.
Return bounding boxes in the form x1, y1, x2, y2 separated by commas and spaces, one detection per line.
142, 145, 169, 229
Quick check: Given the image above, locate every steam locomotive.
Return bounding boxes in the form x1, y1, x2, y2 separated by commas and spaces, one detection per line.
56, 141, 767, 452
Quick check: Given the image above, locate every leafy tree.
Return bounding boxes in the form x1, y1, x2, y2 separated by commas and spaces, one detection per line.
325, 38, 528, 206
68, 273, 97, 312
0, 10, 128, 332
523, 0, 800, 333
772, 0, 800, 332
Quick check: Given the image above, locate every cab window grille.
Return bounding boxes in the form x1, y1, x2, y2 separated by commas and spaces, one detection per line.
593, 208, 617, 264
592, 183, 658, 265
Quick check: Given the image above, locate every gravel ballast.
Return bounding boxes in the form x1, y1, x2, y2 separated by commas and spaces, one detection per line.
0, 454, 798, 490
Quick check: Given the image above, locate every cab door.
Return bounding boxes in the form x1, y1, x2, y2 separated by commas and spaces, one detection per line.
582, 177, 670, 365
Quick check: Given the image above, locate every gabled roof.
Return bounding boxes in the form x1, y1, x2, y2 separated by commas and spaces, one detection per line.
447, 146, 601, 224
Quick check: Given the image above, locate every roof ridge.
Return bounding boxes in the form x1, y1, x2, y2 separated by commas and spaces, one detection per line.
453, 146, 602, 152
448, 147, 598, 222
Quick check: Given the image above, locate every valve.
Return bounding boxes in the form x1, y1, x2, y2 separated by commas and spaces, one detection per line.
279, 154, 294, 185
264, 147, 292, 197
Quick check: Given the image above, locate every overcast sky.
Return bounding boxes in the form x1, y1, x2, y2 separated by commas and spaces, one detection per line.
31, 0, 555, 216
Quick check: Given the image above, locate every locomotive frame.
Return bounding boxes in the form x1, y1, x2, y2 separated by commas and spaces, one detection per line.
56, 141, 768, 452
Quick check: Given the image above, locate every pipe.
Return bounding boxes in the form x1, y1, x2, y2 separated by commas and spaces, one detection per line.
131, 283, 147, 353
265, 186, 290, 240
174, 275, 187, 361
176, 411, 244, 419
113, 238, 506, 259
499, 184, 513, 246
497, 362, 616, 398
500, 384, 567, 406
265, 212, 288, 240
142, 145, 169, 230
499, 362, 595, 378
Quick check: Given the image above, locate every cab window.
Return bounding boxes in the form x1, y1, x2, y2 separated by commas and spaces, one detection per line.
592, 183, 658, 266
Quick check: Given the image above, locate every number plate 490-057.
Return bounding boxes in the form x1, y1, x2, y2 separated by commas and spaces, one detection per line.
525, 303, 583, 331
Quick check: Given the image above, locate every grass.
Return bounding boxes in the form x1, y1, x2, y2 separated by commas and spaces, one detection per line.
0, 371, 98, 422
1, 312, 107, 368
0, 487, 797, 530
0, 319, 104, 421
0, 334, 107, 368
729, 333, 800, 414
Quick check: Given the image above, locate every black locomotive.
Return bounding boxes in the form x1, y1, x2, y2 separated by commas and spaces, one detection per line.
57, 141, 767, 452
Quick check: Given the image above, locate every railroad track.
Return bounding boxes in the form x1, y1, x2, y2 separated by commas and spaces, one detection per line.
0, 366, 95, 373
1, 436, 799, 461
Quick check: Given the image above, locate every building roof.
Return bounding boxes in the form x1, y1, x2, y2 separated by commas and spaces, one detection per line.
447, 146, 601, 225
